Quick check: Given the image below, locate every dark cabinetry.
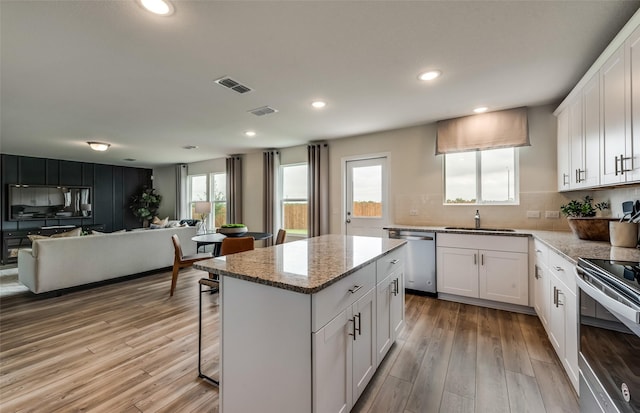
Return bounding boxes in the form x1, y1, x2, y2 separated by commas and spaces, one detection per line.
1, 154, 152, 264
2, 224, 105, 264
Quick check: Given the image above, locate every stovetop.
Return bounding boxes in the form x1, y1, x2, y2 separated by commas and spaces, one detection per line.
578, 257, 640, 302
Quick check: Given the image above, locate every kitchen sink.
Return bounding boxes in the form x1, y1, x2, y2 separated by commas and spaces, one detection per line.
444, 226, 516, 232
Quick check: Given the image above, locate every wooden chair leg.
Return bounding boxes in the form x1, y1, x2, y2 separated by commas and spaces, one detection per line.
170, 263, 180, 297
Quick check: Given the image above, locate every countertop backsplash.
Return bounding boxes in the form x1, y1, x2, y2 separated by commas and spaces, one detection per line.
394, 186, 640, 230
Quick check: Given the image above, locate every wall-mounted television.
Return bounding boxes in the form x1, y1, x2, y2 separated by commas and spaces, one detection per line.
8, 184, 92, 221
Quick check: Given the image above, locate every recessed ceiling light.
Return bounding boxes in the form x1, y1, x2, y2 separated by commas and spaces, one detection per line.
123, 158, 137, 162
245, 131, 256, 137
87, 141, 110, 152
138, 0, 174, 16
183, 145, 198, 150
418, 70, 442, 81
311, 100, 327, 109
474, 106, 488, 113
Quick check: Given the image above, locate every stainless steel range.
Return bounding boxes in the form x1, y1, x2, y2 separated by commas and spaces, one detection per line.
576, 258, 640, 413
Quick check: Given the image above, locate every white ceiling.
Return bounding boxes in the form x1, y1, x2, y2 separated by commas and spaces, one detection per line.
1, 0, 639, 168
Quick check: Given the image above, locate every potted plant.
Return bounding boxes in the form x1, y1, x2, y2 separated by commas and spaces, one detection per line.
130, 186, 162, 227
560, 196, 613, 241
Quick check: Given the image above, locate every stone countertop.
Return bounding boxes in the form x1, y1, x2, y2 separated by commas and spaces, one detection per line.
193, 234, 406, 294
384, 225, 640, 263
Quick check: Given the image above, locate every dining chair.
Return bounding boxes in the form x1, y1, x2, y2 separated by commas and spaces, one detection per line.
219, 236, 255, 256
275, 229, 287, 245
170, 234, 212, 296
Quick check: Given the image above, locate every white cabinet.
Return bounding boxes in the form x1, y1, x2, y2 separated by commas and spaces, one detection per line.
547, 250, 579, 393
479, 249, 529, 306
533, 240, 550, 328
313, 286, 377, 413
601, 45, 628, 185
556, 18, 640, 189
376, 269, 404, 365
437, 234, 528, 306
557, 109, 571, 191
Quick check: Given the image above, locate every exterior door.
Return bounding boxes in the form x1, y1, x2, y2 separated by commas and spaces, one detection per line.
345, 157, 388, 237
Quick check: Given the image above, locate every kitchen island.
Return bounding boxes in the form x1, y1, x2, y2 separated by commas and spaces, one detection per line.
194, 234, 406, 413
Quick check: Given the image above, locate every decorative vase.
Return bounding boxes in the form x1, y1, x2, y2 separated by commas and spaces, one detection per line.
566, 217, 617, 241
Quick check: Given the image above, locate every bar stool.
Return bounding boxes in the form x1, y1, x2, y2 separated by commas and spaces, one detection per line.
198, 277, 219, 386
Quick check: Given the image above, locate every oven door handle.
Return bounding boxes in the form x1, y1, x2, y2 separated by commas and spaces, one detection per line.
575, 267, 640, 324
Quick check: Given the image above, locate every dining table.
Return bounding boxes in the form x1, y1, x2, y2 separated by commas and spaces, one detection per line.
191, 231, 272, 256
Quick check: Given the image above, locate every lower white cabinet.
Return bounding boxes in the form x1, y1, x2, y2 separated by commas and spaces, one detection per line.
533, 259, 550, 328
313, 287, 376, 413
376, 269, 404, 365
437, 234, 528, 306
547, 254, 579, 393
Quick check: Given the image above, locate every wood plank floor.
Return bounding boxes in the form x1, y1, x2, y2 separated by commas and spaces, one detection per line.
0, 268, 578, 412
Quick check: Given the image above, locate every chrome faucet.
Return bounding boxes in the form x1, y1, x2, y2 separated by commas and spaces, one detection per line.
474, 210, 480, 229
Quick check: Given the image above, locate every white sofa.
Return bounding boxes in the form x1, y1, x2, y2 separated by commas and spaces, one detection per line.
18, 226, 197, 294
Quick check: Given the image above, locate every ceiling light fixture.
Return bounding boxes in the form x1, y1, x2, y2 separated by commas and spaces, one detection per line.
473, 106, 488, 113
245, 131, 256, 137
138, 0, 174, 16
418, 70, 442, 81
183, 145, 198, 150
311, 100, 327, 109
87, 141, 111, 152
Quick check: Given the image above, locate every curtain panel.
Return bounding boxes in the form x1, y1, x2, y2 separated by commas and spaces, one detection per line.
226, 156, 243, 224
308, 143, 329, 237
175, 164, 188, 219
436, 106, 529, 154
263, 150, 280, 247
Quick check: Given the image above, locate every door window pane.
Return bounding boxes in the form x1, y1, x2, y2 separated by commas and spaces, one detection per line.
352, 165, 382, 217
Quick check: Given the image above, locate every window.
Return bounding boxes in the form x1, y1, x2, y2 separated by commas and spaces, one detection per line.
188, 173, 227, 230
281, 164, 308, 236
444, 147, 518, 204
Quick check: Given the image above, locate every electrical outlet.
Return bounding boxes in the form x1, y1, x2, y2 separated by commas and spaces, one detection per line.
527, 210, 541, 218
409, 209, 418, 216
545, 210, 560, 219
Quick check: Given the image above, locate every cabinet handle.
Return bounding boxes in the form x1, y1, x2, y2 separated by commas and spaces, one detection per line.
621, 154, 632, 173
615, 155, 620, 176
563, 173, 569, 186
534, 266, 540, 280
481, 254, 484, 266
354, 312, 362, 336
473, 254, 477, 265
391, 259, 400, 264
535, 249, 542, 253
392, 278, 399, 296
348, 285, 362, 294
557, 290, 564, 307
553, 266, 564, 272
553, 286, 559, 307
349, 317, 357, 341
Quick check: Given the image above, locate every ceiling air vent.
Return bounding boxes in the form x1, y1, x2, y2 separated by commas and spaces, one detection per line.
248, 106, 278, 116
214, 76, 252, 94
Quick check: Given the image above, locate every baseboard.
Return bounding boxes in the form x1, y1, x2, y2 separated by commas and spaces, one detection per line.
437, 293, 536, 315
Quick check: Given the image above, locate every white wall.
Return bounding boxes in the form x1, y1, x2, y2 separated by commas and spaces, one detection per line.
155, 103, 640, 235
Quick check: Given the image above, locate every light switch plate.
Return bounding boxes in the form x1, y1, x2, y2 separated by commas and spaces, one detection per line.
409, 209, 418, 216
527, 210, 541, 218
545, 210, 560, 219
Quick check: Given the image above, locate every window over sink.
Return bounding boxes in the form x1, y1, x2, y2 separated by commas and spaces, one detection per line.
444, 147, 519, 205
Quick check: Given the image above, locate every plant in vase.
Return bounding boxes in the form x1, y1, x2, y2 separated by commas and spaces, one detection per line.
129, 186, 162, 227
560, 196, 612, 241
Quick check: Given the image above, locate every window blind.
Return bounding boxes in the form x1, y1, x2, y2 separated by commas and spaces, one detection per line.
436, 107, 529, 155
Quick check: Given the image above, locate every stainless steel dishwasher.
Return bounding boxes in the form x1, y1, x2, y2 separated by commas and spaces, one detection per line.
388, 229, 436, 295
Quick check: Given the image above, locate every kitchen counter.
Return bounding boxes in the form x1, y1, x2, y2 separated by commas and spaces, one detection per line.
194, 234, 406, 294
384, 225, 640, 263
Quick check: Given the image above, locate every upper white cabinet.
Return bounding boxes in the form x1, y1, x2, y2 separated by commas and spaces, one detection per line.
557, 109, 571, 191
601, 45, 628, 185
557, 17, 640, 190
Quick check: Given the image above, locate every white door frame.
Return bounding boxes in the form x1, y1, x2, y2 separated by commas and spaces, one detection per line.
341, 153, 390, 236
